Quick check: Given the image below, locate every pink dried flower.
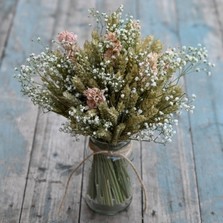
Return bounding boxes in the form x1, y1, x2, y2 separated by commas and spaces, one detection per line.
105, 32, 118, 42
148, 52, 159, 74
57, 31, 77, 43
104, 32, 122, 59
84, 88, 106, 109
57, 31, 78, 60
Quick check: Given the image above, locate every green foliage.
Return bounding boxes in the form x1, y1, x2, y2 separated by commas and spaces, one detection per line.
98, 102, 119, 126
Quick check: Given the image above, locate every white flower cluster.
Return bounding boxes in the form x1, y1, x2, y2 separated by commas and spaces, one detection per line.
134, 115, 178, 143
161, 45, 215, 78
15, 41, 74, 111
92, 66, 124, 92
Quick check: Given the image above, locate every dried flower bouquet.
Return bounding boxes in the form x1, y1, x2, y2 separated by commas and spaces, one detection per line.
15, 6, 214, 214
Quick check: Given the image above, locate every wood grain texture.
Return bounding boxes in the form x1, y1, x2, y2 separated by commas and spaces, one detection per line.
0, 0, 53, 221
19, 113, 86, 223
0, 0, 18, 59
175, 0, 223, 222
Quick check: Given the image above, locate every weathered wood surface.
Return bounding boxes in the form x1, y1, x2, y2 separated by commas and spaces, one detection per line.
0, 0, 222, 223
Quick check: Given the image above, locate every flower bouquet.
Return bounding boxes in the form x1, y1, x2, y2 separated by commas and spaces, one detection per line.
15, 6, 213, 215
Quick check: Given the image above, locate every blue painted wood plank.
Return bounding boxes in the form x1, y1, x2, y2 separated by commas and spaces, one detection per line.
0, 0, 18, 58
175, 0, 223, 222
19, 113, 87, 223
211, 0, 223, 154
138, 0, 179, 44
0, 0, 60, 222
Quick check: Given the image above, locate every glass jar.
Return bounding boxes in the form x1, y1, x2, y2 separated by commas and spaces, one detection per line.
85, 137, 133, 215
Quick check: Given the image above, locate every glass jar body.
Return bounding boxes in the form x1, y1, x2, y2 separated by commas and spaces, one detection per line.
85, 137, 133, 215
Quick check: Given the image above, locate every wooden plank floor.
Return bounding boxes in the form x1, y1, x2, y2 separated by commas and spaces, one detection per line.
0, 0, 223, 222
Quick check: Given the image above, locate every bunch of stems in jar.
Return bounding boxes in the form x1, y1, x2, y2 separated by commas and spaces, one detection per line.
87, 154, 132, 206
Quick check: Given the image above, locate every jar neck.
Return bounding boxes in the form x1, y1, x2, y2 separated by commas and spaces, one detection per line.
90, 137, 131, 151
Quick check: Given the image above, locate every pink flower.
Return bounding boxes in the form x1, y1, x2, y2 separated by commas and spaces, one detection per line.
84, 88, 106, 109
104, 32, 122, 59
57, 31, 77, 43
147, 52, 159, 74
57, 31, 78, 59
105, 32, 118, 42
